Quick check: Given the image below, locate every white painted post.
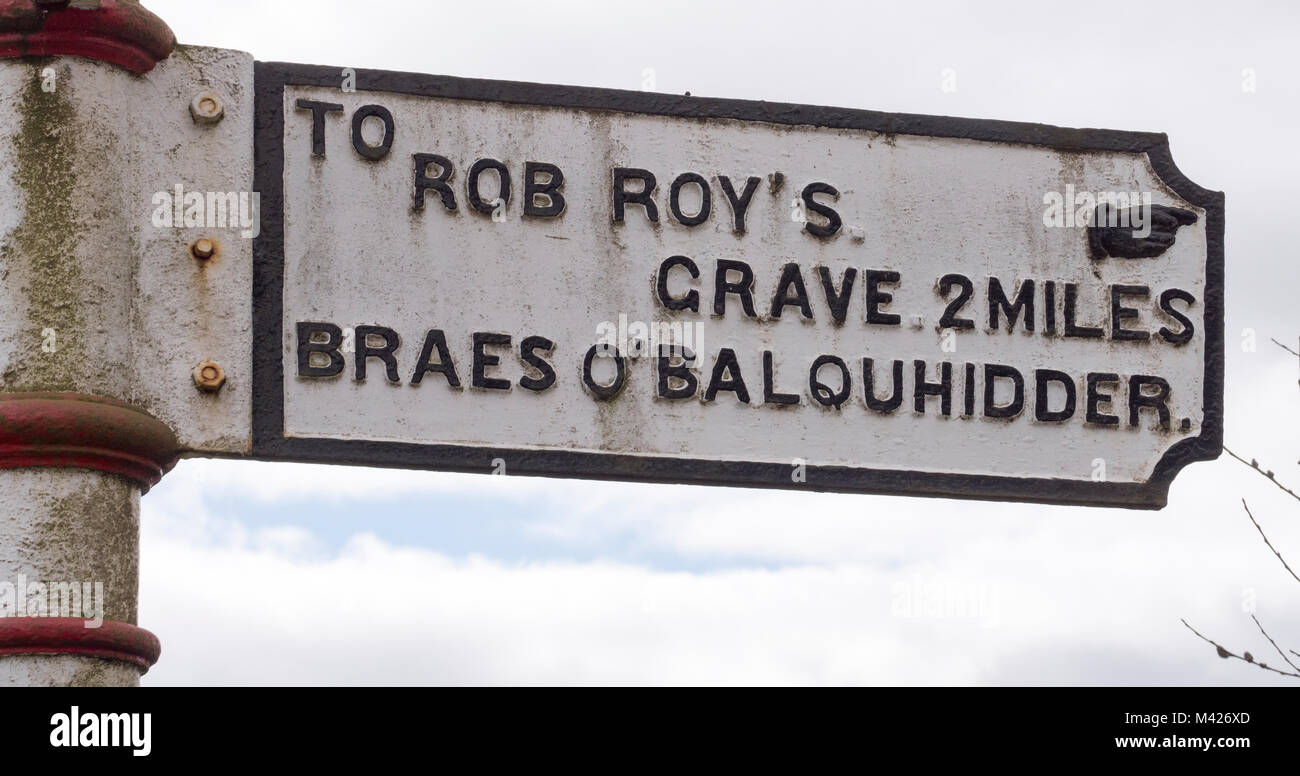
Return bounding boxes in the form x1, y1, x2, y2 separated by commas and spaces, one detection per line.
0, 470, 151, 686
0, 0, 181, 686
1, 0, 254, 685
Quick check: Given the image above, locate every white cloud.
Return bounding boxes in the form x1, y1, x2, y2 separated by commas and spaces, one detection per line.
139, 450, 1300, 685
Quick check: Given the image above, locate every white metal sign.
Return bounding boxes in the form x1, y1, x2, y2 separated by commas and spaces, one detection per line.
253, 64, 1224, 508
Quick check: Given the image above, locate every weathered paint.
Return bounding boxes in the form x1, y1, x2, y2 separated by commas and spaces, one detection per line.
0, 468, 147, 684
0, 470, 138, 622
3, 64, 84, 392
0, 0, 175, 75
1, 654, 140, 687
0, 48, 254, 453
0, 617, 161, 672
0, 37, 247, 684
0, 393, 179, 490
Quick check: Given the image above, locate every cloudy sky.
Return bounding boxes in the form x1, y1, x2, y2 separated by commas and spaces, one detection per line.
137, 0, 1298, 685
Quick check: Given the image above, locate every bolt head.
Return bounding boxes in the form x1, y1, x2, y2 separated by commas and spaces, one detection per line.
190, 91, 225, 125
193, 361, 226, 393
190, 238, 217, 260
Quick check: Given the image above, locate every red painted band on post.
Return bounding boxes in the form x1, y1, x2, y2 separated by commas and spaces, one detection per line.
0, 0, 175, 74
0, 618, 161, 673
0, 393, 180, 492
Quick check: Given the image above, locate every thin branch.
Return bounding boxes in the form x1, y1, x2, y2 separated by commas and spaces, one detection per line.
1224, 447, 1300, 505
1271, 337, 1299, 357
1241, 499, 1300, 586
1251, 614, 1300, 672
1181, 619, 1300, 679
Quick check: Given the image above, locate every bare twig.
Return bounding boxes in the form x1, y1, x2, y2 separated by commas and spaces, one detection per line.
1181, 619, 1300, 679
1241, 499, 1300, 586
1251, 614, 1300, 672
1224, 447, 1299, 505
1187, 337, 1299, 680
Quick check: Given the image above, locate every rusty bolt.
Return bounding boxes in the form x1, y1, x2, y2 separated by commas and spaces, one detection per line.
190, 91, 225, 125
190, 238, 217, 261
193, 361, 226, 393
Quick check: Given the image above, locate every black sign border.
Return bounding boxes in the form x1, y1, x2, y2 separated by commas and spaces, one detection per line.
252, 61, 1224, 510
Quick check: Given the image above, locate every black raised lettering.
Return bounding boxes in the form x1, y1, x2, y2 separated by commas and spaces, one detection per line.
472, 332, 512, 390
518, 336, 557, 391
355, 325, 400, 383
865, 270, 901, 326
657, 255, 700, 312
816, 266, 857, 324
1085, 372, 1120, 425
962, 362, 976, 417
1158, 288, 1196, 344
801, 182, 841, 238
583, 345, 627, 400
1128, 375, 1171, 430
983, 363, 1025, 418
1064, 283, 1104, 339
714, 259, 758, 318
523, 162, 565, 218
809, 355, 851, 408
351, 105, 395, 161
763, 351, 799, 405
668, 172, 711, 226
295, 100, 344, 157
657, 346, 697, 399
938, 274, 975, 330
1044, 280, 1058, 335
718, 175, 761, 233
410, 329, 461, 387
914, 360, 953, 415
413, 154, 457, 211
1110, 284, 1150, 341
704, 348, 750, 403
1034, 369, 1076, 422
770, 263, 813, 319
988, 277, 1035, 333
467, 158, 511, 215
296, 321, 345, 378
863, 358, 904, 413
612, 168, 658, 223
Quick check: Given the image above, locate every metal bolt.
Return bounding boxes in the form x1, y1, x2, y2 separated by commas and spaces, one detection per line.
190, 238, 217, 261
190, 91, 225, 125
193, 361, 226, 393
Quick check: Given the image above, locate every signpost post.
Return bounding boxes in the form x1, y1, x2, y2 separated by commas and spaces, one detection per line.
0, 1, 1223, 685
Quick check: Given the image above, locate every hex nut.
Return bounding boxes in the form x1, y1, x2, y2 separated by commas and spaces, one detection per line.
193, 361, 226, 393
190, 238, 217, 261
190, 91, 225, 125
